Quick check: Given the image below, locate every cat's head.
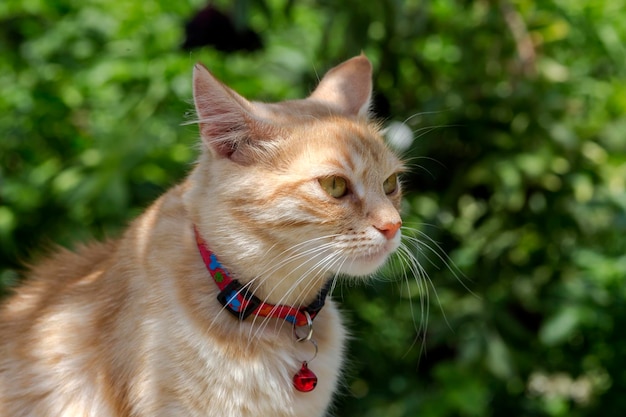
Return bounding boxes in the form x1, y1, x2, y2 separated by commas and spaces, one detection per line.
187, 56, 404, 304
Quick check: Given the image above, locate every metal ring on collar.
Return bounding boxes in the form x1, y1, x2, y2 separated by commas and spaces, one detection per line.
293, 311, 313, 342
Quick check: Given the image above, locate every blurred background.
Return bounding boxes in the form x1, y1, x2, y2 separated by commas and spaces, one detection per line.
1, 0, 625, 416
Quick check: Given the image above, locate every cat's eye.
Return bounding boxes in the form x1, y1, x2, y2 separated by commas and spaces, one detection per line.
383, 173, 398, 195
319, 176, 348, 198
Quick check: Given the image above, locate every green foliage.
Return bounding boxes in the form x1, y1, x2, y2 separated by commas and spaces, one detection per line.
1, 0, 625, 415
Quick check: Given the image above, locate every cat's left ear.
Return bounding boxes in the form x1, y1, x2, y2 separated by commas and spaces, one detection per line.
309, 54, 373, 118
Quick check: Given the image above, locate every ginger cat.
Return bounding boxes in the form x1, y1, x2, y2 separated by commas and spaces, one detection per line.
0, 55, 404, 417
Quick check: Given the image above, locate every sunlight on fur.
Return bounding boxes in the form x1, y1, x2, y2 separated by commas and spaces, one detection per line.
0, 55, 452, 417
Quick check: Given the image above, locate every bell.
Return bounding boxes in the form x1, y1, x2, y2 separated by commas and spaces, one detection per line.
293, 362, 317, 392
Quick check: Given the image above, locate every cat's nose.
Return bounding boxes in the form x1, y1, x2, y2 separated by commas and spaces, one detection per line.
375, 221, 402, 240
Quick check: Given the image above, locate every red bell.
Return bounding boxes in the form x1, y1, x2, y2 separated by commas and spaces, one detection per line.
293, 362, 317, 392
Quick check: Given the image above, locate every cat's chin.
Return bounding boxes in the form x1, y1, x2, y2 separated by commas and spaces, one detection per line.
338, 240, 400, 277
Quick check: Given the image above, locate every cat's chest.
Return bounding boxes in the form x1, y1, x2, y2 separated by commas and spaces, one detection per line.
140, 304, 345, 417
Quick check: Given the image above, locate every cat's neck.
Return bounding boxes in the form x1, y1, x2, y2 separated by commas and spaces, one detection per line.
195, 227, 332, 325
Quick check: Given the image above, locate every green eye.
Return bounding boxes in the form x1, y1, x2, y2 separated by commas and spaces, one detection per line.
319, 176, 348, 198
383, 173, 398, 195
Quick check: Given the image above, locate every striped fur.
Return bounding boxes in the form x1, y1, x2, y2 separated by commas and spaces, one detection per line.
0, 56, 403, 417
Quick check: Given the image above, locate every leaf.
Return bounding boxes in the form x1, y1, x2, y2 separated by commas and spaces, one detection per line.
539, 306, 581, 346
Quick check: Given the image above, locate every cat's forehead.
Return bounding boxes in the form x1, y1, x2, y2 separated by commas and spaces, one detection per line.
290, 118, 403, 178
249, 99, 403, 177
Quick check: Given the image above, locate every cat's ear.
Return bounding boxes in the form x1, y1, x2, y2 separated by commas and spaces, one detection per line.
193, 63, 270, 163
309, 54, 373, 118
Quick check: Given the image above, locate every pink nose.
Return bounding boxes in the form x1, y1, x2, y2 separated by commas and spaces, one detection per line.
375, 222, 402, 240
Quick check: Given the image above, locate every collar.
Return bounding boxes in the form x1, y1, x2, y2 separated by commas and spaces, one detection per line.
194, 227, 331, 327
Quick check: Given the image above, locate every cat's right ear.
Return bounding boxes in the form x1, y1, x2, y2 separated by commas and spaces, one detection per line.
193, 63, 261, 162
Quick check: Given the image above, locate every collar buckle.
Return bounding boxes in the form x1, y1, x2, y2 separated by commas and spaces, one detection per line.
216, 279, 261, 320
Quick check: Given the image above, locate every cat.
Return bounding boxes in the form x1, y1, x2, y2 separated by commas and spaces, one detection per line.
0, 55, 404, 417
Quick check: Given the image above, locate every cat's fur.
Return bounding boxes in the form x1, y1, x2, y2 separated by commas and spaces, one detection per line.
0, 55, 404, 417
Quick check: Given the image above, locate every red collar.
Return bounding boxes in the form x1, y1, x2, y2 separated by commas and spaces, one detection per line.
194, 228, 331, 327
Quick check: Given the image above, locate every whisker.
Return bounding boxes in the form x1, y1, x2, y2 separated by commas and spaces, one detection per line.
250, 250, 346, 342
242, 236, 344, 342
401, 226, 476, 298
269, 252, 346, 337
394, 246, 428, 357
398, 228, 459, 332
400, 110, 451, 126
